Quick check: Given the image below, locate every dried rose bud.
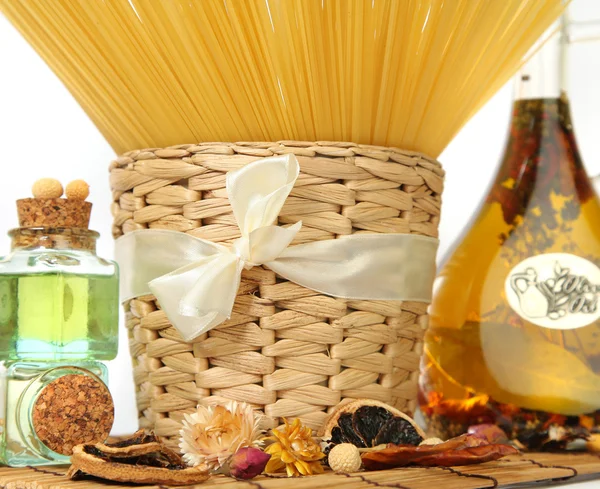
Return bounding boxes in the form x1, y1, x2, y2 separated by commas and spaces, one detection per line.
468, 424, 510, 445
230, 447, 270, 480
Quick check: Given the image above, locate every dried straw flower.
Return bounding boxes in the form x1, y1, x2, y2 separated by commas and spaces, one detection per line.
179, 400, 262, 472
264, 418, 325, 477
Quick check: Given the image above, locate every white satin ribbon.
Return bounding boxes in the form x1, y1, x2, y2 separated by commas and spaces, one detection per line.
115, 154, 439, 341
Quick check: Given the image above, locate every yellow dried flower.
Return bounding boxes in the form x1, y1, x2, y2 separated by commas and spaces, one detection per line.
264, 418, 325, 477
179, 400, 262, 472
587, 434, 600, 453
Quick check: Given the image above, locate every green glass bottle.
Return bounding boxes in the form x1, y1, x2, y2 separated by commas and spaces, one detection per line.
0, 361, 113, 466
0, 187, 119, 362
0, 227, 119, 360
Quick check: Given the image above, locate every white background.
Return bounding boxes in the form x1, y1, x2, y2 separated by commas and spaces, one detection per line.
0, 5, 600, 481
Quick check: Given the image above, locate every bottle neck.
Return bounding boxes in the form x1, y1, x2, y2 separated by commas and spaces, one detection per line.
514, 17, 569, 100
514, 20, 567, 101
486, 24, 596, 226
9, 228, 98, 253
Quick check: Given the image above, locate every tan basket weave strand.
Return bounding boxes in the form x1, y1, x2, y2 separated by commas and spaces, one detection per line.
110, 141, 443, 450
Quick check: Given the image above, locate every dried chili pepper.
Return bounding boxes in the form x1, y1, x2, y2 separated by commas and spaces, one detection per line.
361, 434, 518, 470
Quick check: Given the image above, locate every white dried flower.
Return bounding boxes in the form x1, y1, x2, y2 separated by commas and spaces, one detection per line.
179, 400, 262, 471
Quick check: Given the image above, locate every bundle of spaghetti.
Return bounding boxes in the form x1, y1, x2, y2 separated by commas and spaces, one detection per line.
0, 0, 565, 156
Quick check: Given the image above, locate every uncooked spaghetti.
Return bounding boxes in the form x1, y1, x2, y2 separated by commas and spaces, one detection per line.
0, 0, 566, 156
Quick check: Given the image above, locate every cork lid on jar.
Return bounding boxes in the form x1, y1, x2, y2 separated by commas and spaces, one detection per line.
32, 372, 114, 456
17, 178, 92, 228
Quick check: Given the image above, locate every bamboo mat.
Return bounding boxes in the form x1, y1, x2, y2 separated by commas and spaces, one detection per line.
2, 453, 600, 489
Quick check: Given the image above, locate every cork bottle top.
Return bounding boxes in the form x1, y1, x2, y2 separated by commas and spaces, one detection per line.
17, 178, 92, 228
32, 373, 114, 456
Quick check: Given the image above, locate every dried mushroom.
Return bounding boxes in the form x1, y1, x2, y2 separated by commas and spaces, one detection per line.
321, 400, 426, 450
67, 430, 209, 486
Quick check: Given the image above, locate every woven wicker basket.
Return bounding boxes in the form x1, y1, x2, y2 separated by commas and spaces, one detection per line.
109, 141, 443, 450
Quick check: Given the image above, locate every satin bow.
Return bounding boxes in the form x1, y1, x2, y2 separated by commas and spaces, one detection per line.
115, 154, 438, 341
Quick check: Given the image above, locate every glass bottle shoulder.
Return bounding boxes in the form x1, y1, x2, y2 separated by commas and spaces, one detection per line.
0, 248, 118, 277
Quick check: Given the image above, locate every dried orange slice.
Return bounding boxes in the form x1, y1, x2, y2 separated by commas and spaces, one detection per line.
67, 431, 209, 486
320, 400, 426, 449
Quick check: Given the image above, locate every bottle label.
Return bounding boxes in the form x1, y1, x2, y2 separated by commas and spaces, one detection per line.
505, 253, 600, 330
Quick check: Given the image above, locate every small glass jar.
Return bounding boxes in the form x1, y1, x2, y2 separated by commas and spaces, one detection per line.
0, 361, 114, 466
0, 227, 119, 361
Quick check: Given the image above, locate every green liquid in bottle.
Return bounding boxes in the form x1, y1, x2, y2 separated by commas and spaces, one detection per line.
0, 273, 118, 361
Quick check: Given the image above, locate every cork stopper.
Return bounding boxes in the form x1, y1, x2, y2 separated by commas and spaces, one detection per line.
17, 179, 92, 228
32, 373, 114, 456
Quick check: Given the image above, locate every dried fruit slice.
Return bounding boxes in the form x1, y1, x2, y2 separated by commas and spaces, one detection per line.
320, 400, 426, 449
92, 430, 164, 458
67, 431, 209, 486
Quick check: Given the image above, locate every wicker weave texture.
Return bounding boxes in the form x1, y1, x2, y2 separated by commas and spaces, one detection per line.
109, 141, 444, 449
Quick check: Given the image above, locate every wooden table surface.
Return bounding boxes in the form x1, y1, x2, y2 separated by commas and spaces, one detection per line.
1, 452, 600, 489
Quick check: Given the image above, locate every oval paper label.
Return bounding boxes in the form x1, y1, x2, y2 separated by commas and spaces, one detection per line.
505, 253, 600, 330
